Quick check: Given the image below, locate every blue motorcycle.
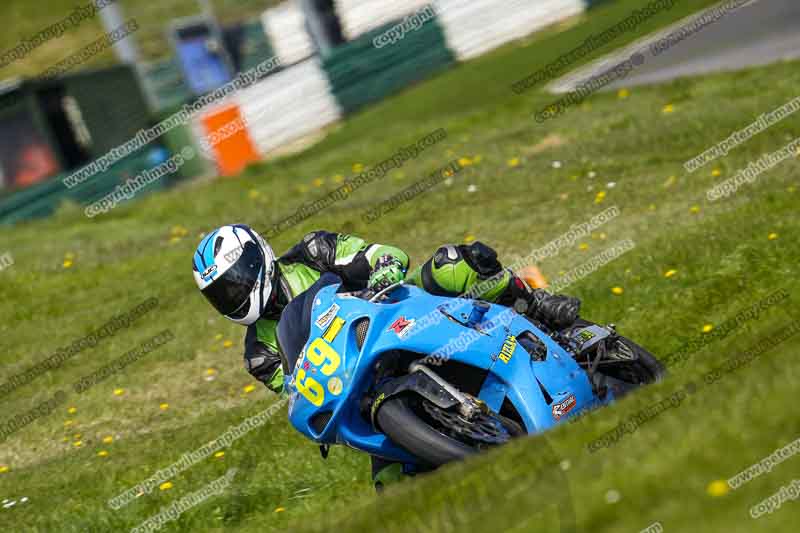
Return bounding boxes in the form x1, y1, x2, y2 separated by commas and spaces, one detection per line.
277, 274, 665, 466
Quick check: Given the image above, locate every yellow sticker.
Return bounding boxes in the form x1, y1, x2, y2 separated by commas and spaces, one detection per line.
323, 317, 346, 343
498, 335, 517, 364
328, 377, 343, 396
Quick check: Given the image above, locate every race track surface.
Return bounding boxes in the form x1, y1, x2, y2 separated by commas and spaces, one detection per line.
550, 0, 800, 92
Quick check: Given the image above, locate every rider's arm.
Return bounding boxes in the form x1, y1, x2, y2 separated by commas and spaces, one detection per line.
407, 241, 580, 329
244, 319, 284, 393
405, 241, 512, 301
281, 231, 409, 287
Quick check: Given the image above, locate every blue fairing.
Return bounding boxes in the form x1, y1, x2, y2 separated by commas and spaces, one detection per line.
285, 283, 612, 463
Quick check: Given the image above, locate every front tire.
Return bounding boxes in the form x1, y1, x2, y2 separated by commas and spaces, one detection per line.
608, 336, 667, 384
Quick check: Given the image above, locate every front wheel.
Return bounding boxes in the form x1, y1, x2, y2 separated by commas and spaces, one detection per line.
604, 336, 666, 384
375, 394, 524, 467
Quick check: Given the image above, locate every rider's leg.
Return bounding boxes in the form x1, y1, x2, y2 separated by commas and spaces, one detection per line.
370, 456, 434, 492
406, 241, 580, 330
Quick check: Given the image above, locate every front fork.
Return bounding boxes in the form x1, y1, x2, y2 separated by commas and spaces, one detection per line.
365, 362, 488, 431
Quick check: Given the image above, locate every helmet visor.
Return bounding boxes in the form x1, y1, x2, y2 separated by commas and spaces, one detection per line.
201, 242, 263, 316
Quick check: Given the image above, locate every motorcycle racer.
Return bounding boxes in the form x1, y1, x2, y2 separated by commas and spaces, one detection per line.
192, 224, 580, 487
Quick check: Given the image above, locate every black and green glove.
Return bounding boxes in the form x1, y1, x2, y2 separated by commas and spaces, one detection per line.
368, 255, 406, 291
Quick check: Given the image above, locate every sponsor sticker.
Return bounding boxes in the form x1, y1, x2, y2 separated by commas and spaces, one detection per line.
328, 376, 343, 396
315, 303, 340, 329
388, 317, 415, 338
323, 317, 346, 342
497, 335, 517, 364
201, 264, 218, 281
552, 394, 577, 421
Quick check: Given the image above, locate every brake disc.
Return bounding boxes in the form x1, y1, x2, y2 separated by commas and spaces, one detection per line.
421, 400, 510, 445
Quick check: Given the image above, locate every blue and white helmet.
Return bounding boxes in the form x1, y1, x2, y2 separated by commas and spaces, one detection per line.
193, 224, 276, 325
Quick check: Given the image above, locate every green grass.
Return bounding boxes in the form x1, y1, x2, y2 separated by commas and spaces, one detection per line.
2, 0, 800, 531
0, 0, 283, 78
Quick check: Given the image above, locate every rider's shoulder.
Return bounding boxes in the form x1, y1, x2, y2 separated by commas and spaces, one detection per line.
299, 231, 339, 260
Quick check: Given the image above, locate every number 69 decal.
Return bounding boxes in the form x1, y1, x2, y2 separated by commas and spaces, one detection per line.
295, 337, 341, 406
307, 338, 341, 375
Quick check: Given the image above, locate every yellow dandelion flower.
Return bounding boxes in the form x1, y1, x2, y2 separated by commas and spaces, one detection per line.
171, 226, 188, 237
768, 233, 778, 240
64, 420, 75, 427
663, 175, 676, 188
662, 104, 675, 114
206, 368, 218, 376
611, 287, 624, 295
67, 407, 77, 414
159, 482, 173, 491
248, 189, 260, 199
707, 480, 729, 497
617, 88, 630, 99
352, 163, 365, 173
159, 403, 169, 411
711, 168, 721, 177
664, 269, 678, 278
594, 191, 606, 204
458, 157, 473, 167
507, 158, 520, 167
103, 436, 114, 444
98, 450, 109, 458
333, 174, 344, 183
223, 340, 234, 348
113, 388, 125, 396
169, 236, 181, 244
0, 465, 8, 474
73, 433, 82, 440
243, 384, 256, 394
312, 178, 325, 187
702, 324, 714, 333
690, 205, 700, 214
274, 507, 286, 513
464, 235, 476, 243
578, 243, 589, 251
63, 259, 73, 268
214, 451, 225, 459
73, 441, 83, 448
